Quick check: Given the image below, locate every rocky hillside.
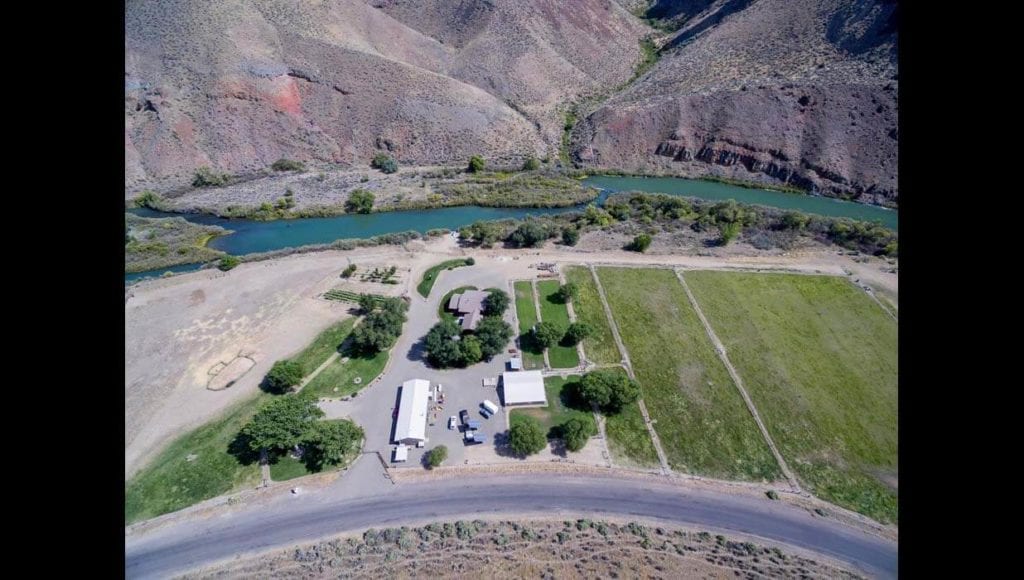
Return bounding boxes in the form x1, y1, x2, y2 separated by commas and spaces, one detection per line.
572, 0, 899, 206
125, 0, 646, 192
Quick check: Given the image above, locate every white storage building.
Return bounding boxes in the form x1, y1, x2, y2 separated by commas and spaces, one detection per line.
500, 370, 547, 407
394, 379, 430, 445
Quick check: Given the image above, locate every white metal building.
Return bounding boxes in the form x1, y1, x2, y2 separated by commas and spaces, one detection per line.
394, 379, 430, 444
500, 370, 547, 407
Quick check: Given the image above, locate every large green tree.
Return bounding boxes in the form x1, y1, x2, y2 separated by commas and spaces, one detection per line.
560, 416, 596, 452
579, 370, 641, 414
532, 321, 563, 349
302, 419, 363, 470
424, 317, 465, 368
474, 316, 513, 359
556, 282, 579, 304
563, 322, 593, 346
483, 289, 510, 316
508, 417, 547, 456
507, 221, 549, 248
426, 445, 448, 469
241, 395, 324, 453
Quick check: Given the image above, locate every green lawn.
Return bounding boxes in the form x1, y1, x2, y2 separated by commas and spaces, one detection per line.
125, 394, 266, 524
417, 259, 471, 298
301, 345, 389, 399
606, 402, 660, 469
597, 267, 781, 481
268, 455, 310, 481
290, 318, 357, 375
537, 280, 580, 368
510, 376, 593, 437
684, 271, 898, 523
564, 266, 620, 365
513, 281, 544, 370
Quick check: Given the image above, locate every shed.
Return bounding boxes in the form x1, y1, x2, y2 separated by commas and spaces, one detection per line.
501, 370, 547, 407
393, 444, 409, 462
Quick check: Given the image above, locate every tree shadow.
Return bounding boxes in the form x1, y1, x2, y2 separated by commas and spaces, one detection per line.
227, 431, 262, 466
492, 431, 522, 459
548, 436, 568, 458
405, 335, 428, 362
559, 377, 591, 412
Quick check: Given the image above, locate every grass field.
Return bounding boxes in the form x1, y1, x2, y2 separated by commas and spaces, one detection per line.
301, 345, 389, 399
513, 281, 544, 370
510, 376, 592, 437
290, 318, 357, 375
591, 367, 659, 468
684, 271, 898, 523
417, 259, 471, 298
268, 455, 310, 481
536, 280, 580, 368
564, 267, 620, 365
597, 267, 781, 481
124, 394, 266, 524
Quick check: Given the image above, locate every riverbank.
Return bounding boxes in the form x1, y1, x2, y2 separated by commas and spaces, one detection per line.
125, 213, 228, 273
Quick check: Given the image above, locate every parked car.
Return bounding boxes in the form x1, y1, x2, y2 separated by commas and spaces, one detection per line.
464, 431, 487, 445
459, 409, 469, 425
480, 407, 492, 419
467, 419, 481, 430
448, 415, 457, 430
482, 400, 499, 414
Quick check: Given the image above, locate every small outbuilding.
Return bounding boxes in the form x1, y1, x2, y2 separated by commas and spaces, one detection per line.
500, 370, 547, 408
393, 444, 409, 462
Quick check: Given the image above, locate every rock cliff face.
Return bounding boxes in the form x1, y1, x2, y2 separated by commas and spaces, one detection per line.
125, 0, 646, 192
573, 0, 899, 206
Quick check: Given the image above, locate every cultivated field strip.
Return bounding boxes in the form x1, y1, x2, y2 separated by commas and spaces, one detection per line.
682, 270, 898, 523
564, 266, 620, 365
596, 267, 782, 482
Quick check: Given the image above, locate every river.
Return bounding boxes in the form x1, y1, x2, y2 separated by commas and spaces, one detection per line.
126, 176, 896, 282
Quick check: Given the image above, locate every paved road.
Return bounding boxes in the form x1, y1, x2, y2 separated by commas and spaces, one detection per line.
125, 473, 896, 579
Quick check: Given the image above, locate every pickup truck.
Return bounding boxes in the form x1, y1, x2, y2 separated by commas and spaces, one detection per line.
459, 409, 469, 425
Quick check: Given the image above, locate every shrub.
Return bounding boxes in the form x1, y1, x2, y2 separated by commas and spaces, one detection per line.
425, 445, 448, 469
265, 360, 304, 392
346, 189, 375, 214
465, 257, 476, 265
218, 255, 241, 271
507, 221, 550, 248
271, 158, 305, 172
766, 490, 780, 500
371, 153, 398, 174
509, 416, 547, 456
192, 166, 231, 187
341, 264, 357, 278
562, 227, 580, 246
719, 222, 741, 245
627, 233, 652, 252
522, 157, 540, 171
467, 155, 485, 173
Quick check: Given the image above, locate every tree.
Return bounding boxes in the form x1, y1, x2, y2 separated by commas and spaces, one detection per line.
352, 305, 406, 354
719, 222, 741, 245
460, 335, 483, 365
459, 221, 504, 247
218, 255, 240, 271
425, 317, 465, 368
507, 221, 549, 248
425, 445, 448, 469
240, 395, 324, 453
563, 322, 593, 346
346, 189, 375, 214
627, 233, 652, 252
474, 316, 514, 359
266, 360, 304, 393
371, 153, 398, 174
556, 282, 579, 304
357, 293, 377, 314
522, 156, 540, 171
302, 419, 363, 470
579, 370, 641, 414
467, 155, 485, 173
508, 416, 547, 456
560, 416, 596, 452
780, 211, 809, 231
341, 264, 357, 278
583, 203, 613, 226
532, 321, 563, 349
483, 289, 510, 316
562, 227, 580, 246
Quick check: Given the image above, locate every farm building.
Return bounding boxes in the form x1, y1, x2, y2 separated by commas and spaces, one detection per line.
394, 379, 430, 445
500, 370, 547, 407
447, 290, 489, 331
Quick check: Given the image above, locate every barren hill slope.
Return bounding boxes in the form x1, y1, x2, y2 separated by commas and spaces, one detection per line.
572, 0, 899, 206
125, 0, 646, 192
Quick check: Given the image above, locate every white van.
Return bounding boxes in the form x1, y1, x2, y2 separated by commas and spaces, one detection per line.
482, 399, 499, 415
